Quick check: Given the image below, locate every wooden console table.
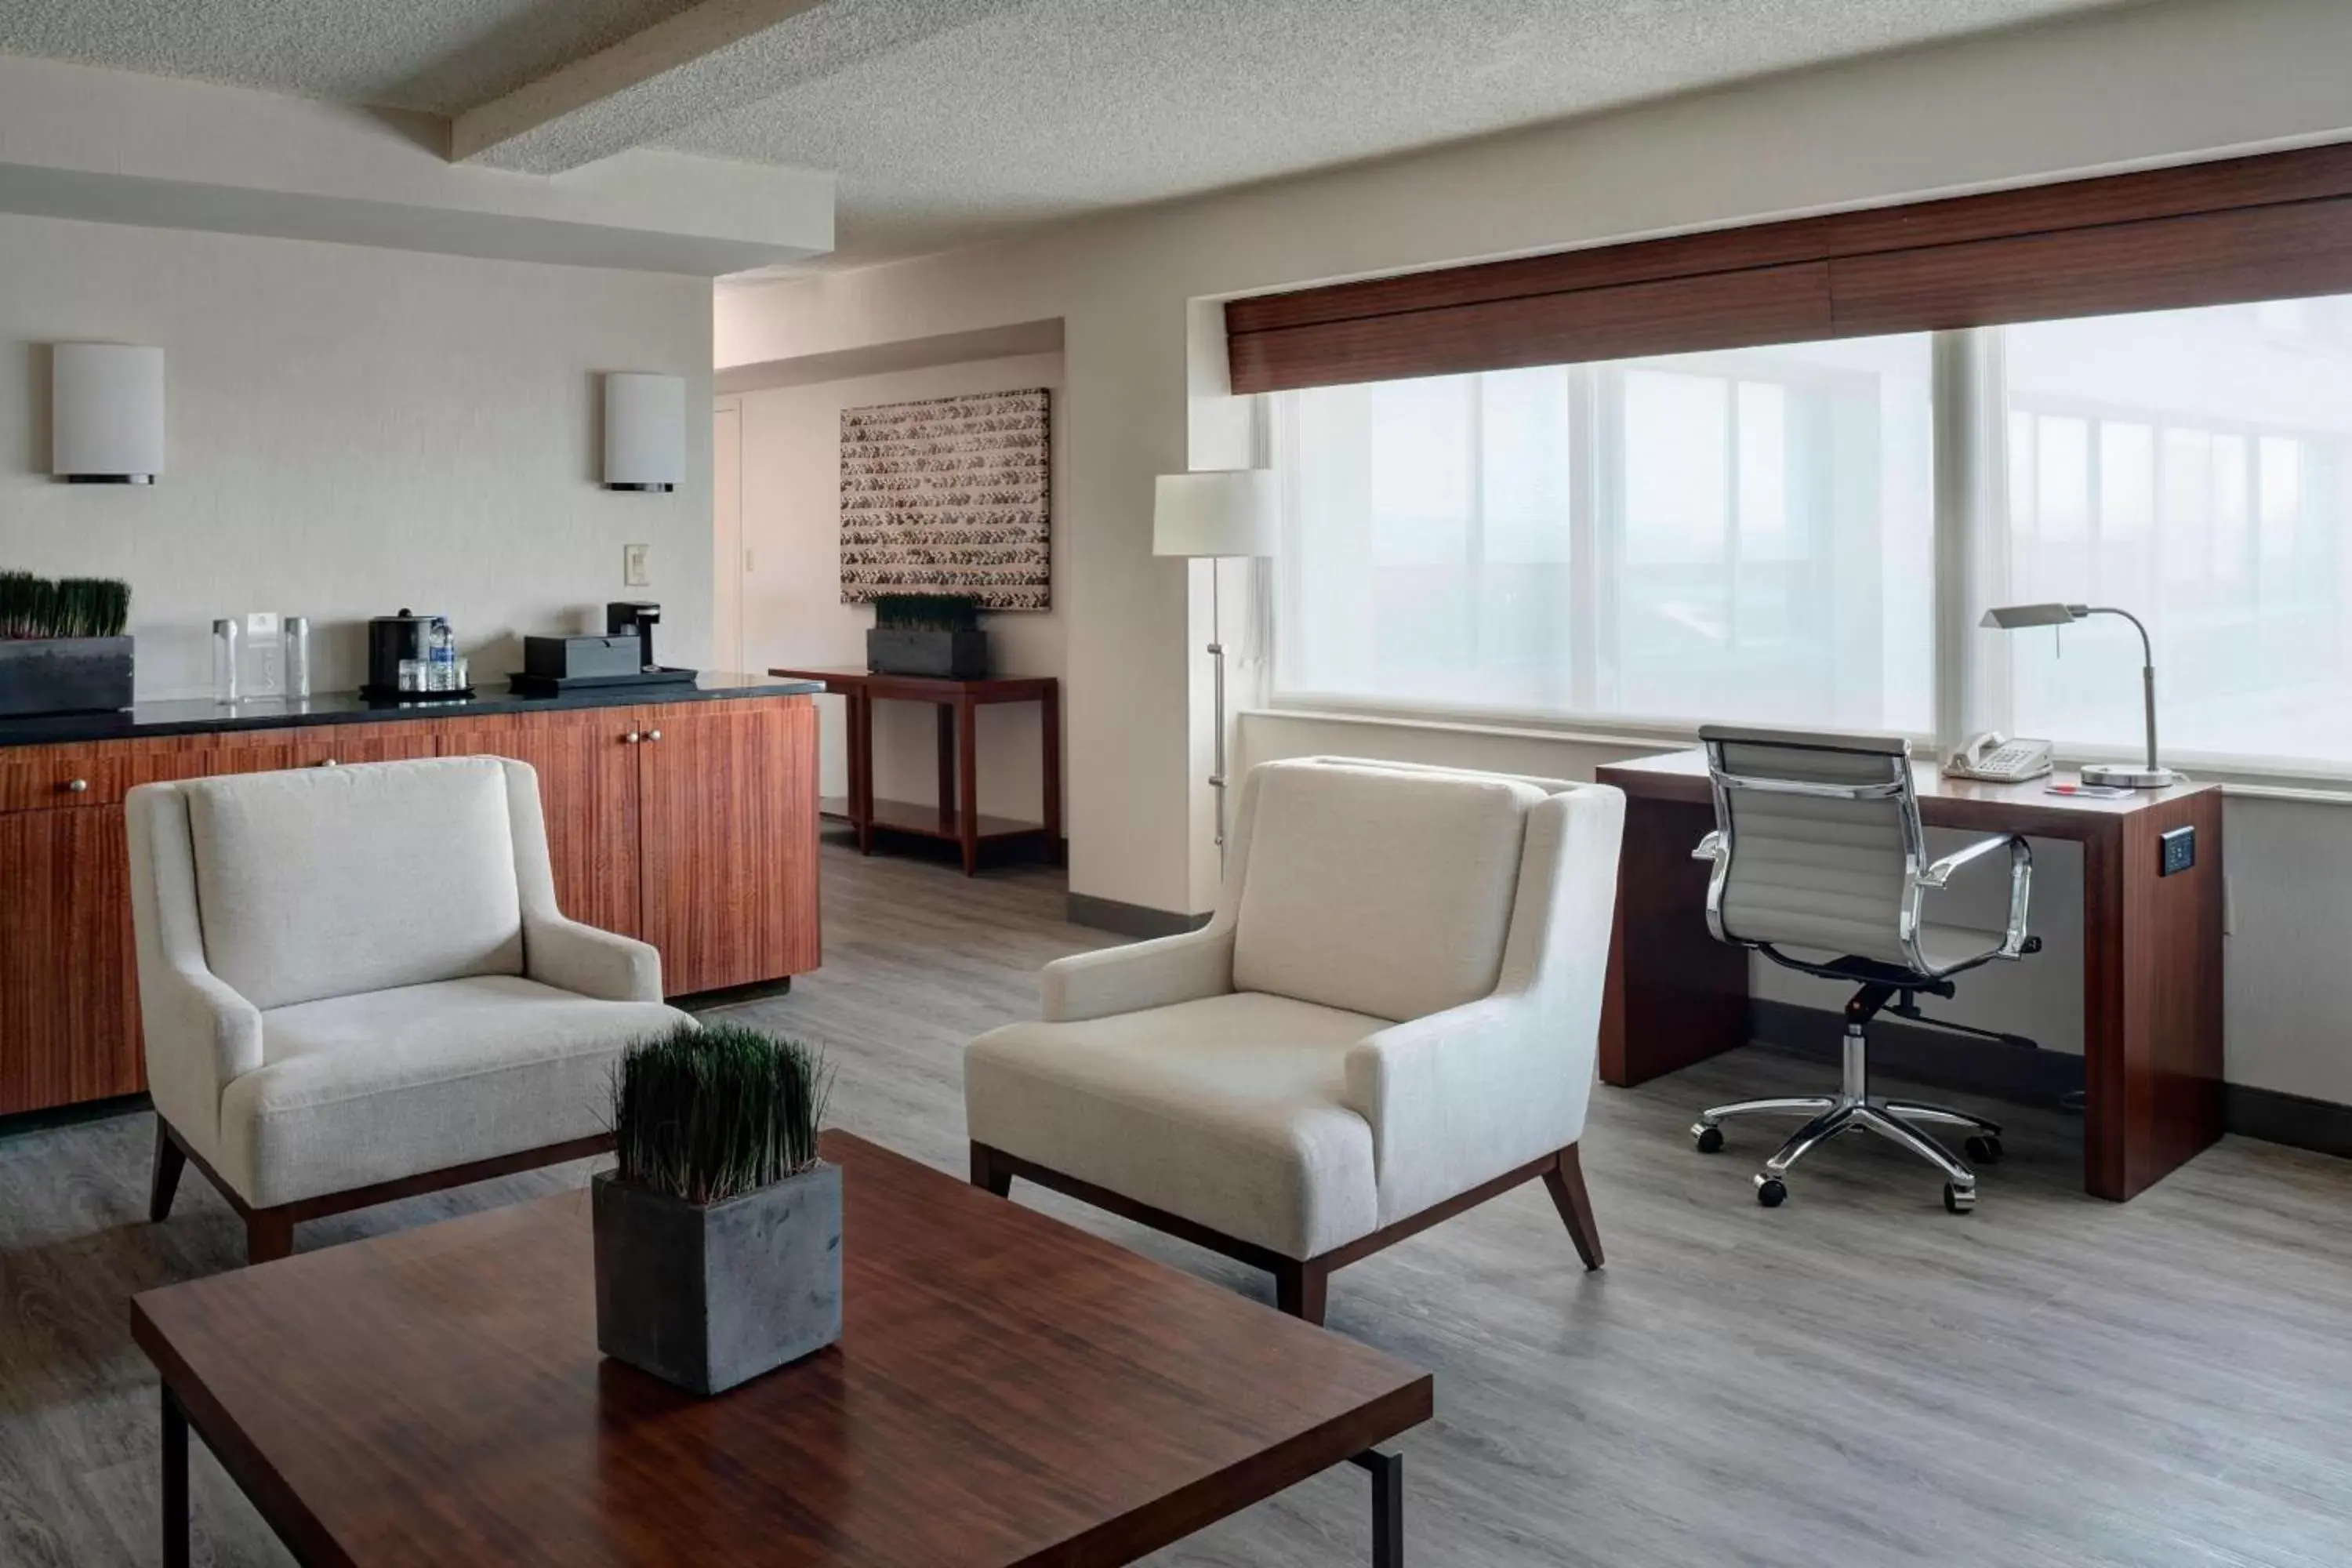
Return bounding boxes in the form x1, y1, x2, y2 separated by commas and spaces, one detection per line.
770, 668, 1060, 876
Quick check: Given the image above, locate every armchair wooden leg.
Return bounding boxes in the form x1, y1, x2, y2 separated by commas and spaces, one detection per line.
1274, 1258, 1330, 1326
245, 1210, 296, 1266
969, 1142, 1013, 1198
1541, 1142, 1604, 1271
148, 1119, 187, 1224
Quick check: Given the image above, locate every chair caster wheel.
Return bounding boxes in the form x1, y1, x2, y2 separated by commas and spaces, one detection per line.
1965, 1134, 2003, 1165
1944, 1182, 1977, 1214
1755, 1175, 1787, 1208
1693, 1123, 1725, 1154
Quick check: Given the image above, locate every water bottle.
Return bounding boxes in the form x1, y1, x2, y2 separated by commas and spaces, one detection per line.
285, 616, 311, 700
211, 619, 240, 705
429, 619, 458, 693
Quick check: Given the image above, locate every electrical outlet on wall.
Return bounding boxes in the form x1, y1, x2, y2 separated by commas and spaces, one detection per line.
623, 543, 651, 586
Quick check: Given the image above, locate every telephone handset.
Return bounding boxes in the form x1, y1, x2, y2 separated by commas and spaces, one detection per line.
1942, 731, 2054, 783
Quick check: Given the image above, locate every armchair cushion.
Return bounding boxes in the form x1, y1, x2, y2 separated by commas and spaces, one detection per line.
183, 759, 525, 1012
1231, 760, 1546, 1024
965, 991, 1388, 1259
218, 975, 688, 1208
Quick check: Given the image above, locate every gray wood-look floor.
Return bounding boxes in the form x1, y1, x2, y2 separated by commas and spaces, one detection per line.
5, 833, 2351, 1566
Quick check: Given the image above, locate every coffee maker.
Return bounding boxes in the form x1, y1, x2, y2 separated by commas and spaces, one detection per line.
607, 602, 662, 672
365, 609, 440, 697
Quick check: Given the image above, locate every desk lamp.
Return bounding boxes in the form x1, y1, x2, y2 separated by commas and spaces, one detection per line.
1980, 603, 2178, 788
1154, 470, 1279, 855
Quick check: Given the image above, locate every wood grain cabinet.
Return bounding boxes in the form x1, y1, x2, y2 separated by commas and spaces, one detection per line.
0, 693, 820, 1117
432, 697, 820, 993
632, 698, 821, 996
431, 710, 644, 941
0, 807, 137, 1115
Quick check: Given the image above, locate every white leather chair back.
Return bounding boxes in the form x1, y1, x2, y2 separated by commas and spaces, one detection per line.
1700, 726, 1918, 967
160, 757, 528, 1011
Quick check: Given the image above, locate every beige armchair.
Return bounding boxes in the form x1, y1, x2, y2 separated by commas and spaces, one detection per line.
129, 755, 691, 1264
965, 757, 1626, 1324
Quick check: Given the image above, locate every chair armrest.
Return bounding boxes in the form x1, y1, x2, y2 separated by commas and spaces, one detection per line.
1915, 833, 2034, 959
1040, 927, 1235, 1023
525, 915, 664, 1004
140, 958, 265, 1142
1919, 831, 2021, 888
1344, 995, 1579, 1225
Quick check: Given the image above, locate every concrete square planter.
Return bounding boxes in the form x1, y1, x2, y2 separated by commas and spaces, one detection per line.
591, 1162, 843, 1396
0, 636, 132, 718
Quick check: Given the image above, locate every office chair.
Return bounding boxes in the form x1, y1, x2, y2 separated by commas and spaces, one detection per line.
1688, 725, 2041, 1213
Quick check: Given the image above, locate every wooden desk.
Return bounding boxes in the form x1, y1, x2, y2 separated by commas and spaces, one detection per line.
769, 668, 1060, 876
1595, 749, 2224, 1202
133, 1131, 1430, 1568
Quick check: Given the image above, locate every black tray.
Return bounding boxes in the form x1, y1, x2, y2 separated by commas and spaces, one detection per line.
506, 667, 701, 698
358, 684, 477, 703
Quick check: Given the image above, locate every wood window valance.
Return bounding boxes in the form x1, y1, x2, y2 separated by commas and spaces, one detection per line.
1225, 142, 2352, 393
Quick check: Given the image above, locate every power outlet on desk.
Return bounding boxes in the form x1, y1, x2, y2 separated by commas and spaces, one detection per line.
2159, 825, 2196, 877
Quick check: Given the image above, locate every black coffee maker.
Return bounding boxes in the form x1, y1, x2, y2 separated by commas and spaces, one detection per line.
365, 609, 439, 697
607, 602, 662, 672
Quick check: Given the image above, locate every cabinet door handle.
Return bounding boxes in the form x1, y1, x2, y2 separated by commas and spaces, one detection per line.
64, 778, 89, 793
647, 728, 662, 742
623, 731, 641, 744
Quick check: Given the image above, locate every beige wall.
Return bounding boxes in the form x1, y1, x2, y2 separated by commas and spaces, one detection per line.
724, 350, 1068, 819
3, 212, 714, 694
717, 0, 2352, 1105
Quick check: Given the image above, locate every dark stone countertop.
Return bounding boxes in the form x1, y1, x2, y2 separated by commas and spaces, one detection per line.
0, 672, 823, 750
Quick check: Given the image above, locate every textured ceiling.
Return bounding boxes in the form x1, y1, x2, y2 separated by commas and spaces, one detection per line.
0, 0, 706, 113
0, 0, 2140, 270
667, 0, 2140, 267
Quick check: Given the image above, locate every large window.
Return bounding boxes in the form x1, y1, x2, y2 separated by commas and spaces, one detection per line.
1272, 294, 2352, 773
1995, 301, 2352, 765
1275, 335, 1934, 732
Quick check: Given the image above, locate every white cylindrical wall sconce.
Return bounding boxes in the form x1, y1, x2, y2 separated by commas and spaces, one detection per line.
53, 343, 165, 485
603, 372, 684, 492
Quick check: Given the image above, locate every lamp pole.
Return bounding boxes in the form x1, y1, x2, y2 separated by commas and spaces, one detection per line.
1152, 470, 1276, 867
2078, 606, 2177, 789
1208, 560, 1229, 855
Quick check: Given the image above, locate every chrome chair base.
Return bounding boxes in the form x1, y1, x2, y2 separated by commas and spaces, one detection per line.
1693, 1027, 2002, 1213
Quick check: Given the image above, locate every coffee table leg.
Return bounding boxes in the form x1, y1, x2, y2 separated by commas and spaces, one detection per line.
162, 1385, 189, 1568
1349, 1448, 1403, 1566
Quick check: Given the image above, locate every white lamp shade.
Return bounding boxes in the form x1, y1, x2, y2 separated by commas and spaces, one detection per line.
603, 372, 684, 491
53, 343, 164, 483
1153, 470, 1278, 557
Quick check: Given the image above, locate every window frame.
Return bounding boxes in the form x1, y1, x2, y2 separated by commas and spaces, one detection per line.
1266, 338, 1942, 748
1261, 314, 2352, 787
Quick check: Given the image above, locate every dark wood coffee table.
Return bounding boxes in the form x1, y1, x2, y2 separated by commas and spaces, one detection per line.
132, 1130, 1432, 1566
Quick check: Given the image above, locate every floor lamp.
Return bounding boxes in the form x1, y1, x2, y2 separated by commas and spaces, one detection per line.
1153, 470, 1279, 859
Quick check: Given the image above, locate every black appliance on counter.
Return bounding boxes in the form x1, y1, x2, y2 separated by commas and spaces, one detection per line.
509, 603, 698, 697
608, 602, 662, 671
362, 608, 471, 701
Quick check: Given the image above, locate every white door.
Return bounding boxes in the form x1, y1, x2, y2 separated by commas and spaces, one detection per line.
713, 401, 744, 673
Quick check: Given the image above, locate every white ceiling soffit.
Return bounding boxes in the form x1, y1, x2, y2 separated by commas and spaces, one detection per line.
452, 0, 1029, 173
0, 53, 833, 275
715, 318, 1064, 394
